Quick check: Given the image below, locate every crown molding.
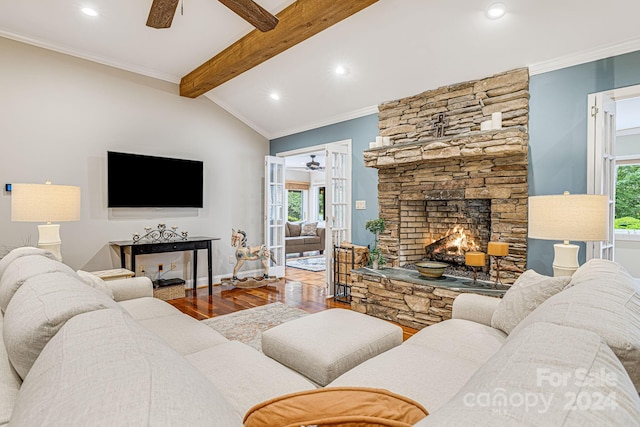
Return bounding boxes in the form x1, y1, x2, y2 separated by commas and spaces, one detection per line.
0, 30, 181, 84
529, 38, 640, 76
204, 92, 271, 139
269, 105, 379, 140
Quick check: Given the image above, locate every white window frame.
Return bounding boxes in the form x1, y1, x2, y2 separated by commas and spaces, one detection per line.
614, 155, 640, 241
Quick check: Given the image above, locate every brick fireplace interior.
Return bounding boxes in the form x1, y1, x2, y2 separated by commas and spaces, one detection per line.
401, 198, 491, 273
365, 68, 530, 284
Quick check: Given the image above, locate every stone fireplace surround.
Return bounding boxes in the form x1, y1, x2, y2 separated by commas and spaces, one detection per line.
365, 68, 530, 285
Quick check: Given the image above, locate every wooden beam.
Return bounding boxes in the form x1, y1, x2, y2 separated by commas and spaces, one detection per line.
218, 0, 279, 33
180, 0, 379, 98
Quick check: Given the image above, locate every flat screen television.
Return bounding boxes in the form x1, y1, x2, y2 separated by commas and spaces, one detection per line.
107, 151, 204, 208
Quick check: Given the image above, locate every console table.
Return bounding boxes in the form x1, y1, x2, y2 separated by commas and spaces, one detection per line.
110, 236, 220, 296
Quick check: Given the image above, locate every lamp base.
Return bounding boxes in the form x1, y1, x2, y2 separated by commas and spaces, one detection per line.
552, 242, 579, 277
37, 223, 62, 261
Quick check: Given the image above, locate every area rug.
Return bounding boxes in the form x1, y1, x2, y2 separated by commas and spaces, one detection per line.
286, 255, 326, 272
201, 302, 309, 352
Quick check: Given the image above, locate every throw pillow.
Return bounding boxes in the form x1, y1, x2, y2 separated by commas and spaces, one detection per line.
491, 269, 571, 335
244, 387, 428, 427
77, 270, 115, 299
285, 222, 291, 237
301, 222, 318, 236
287, 222, 301, 237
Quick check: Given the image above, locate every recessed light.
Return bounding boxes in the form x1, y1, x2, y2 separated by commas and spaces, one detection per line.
81, 7, 99, 17
335, 65, 346, 75
270, 92, 280, 101
486, 3, 506, 19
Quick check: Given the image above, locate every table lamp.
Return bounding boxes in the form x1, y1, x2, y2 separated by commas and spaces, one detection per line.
487, 241, 509, 285
11, 181, 81, 261
528, 191, 608, 276
465, 251, 486, 285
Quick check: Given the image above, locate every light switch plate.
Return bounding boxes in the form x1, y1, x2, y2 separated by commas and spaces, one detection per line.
355, 200, 366, 210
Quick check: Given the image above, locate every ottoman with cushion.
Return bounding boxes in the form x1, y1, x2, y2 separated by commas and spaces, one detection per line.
261, 308, 403, 386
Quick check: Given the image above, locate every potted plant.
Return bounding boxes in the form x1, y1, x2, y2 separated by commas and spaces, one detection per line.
370, 247, 387, 270
365, 218, 386, 269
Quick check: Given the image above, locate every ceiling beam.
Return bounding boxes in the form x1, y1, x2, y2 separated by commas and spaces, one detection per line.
180, 0, 379, 98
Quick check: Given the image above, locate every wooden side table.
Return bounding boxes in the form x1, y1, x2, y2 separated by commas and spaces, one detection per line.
90, 268, 135, 281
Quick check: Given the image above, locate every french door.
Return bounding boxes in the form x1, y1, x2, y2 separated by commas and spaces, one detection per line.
587, 92, 616, 261
325, 142, 352, 290
264, 156, 286, 277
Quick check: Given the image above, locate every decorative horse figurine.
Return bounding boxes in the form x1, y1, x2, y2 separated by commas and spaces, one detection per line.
231, 228, 276, 280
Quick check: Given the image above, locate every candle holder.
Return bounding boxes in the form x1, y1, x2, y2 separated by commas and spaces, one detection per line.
487, 242, 509, 287
465, 251, 486, 286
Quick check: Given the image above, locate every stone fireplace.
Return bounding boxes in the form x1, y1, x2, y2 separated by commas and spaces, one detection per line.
365, 68, 529, 284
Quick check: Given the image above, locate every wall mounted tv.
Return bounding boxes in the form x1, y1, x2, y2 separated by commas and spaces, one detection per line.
107, 151, 204, 208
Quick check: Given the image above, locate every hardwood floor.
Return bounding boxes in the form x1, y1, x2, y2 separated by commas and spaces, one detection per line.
169, 266, 418, 340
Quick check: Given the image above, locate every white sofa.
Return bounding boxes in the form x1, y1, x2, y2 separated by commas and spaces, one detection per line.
1, 247, 639, 426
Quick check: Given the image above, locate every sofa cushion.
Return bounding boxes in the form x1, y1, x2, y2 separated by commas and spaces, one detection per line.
0, 254, 76, 313
569, 258, 632, 288
138, 313, 228, 356
0, 313, 21, 426
301, 222, 318, 236
491, 269, 571, 334
328, 343, 485, 413
118, 296, 183, 320
287, 222, 301, 237
3, 272, 122, 379
405, 318, 506, 364
510, 261, 640, 392
302, 236, 321, 245
285, 222, 291, 237
187, 341, 316, 417
10, 309, 242, 426
0, 247, 57, 280
416, 322, 640, 426
76, 269, 115, 299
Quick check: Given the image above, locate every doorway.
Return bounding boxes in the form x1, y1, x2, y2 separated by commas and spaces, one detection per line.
275, 140, 353, 296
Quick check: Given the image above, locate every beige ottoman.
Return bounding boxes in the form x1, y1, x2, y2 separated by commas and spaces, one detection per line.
261, 309, 403, 386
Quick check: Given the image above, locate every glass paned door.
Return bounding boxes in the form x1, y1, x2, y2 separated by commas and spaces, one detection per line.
587, 93, 616, 261
325, 143, 351, 291
265, 156, 285, 277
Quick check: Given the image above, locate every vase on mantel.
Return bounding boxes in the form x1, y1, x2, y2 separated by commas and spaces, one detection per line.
372, 260, 379, 270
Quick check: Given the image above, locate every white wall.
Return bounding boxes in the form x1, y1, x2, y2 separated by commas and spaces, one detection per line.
0, 37, 268, 284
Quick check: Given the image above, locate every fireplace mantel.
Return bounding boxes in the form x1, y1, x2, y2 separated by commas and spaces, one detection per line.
364, 127, 528, 169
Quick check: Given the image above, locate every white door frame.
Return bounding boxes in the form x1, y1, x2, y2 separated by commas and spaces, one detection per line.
587, 84, 640, 262
276, 139, 353, 297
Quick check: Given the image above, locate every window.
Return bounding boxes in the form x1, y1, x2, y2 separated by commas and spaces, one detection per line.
316, 186, 325, 222
615, 161, 640, 232
287, 190, 306, 222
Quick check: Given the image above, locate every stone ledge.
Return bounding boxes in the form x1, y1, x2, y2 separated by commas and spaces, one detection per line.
365, 127, 528, 169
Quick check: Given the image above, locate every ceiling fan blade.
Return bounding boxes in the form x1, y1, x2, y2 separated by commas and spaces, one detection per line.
218, 0, 279, 32
147, 0, 180, 29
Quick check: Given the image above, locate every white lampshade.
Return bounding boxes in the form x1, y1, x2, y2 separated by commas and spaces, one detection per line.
528, 193, 609, 242
528, 192, 608, 276
11, 182, 81, 261
11, 183, 81, 222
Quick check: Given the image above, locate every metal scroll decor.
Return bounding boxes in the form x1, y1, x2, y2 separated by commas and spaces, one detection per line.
132, 223, 188, 243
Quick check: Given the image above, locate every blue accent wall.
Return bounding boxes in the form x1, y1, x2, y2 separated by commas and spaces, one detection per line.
270, 114, 379, 247
270, 49, 640, 274
528, 49, 640, 274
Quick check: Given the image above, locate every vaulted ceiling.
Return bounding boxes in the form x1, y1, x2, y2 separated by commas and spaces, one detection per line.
1, 0, 639, 139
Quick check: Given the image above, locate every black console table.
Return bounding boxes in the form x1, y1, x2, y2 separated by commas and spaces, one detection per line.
110, 236, 220, 296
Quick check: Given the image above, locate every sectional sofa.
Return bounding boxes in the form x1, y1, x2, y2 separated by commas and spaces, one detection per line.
0, 246, 639, 426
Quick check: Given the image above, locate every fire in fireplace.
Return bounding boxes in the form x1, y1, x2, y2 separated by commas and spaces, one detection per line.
425, 225, 480, 265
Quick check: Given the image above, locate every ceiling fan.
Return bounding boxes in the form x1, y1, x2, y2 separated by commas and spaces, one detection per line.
306, 155, 325, 171
146, 0, 279, 31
